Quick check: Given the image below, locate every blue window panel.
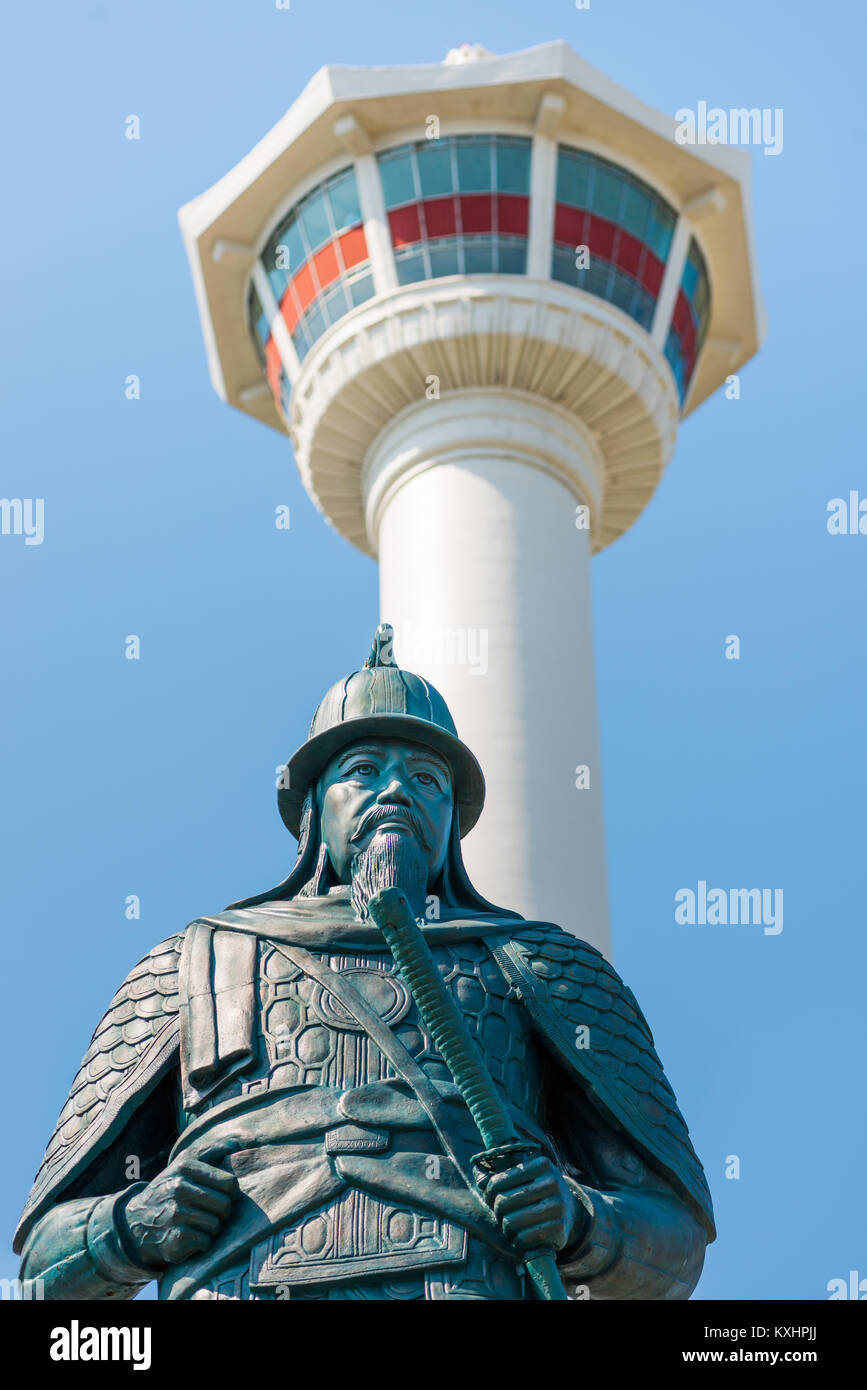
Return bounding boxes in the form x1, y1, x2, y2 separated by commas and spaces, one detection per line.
429, 240, 461, 277
327, 171, 362, 233
682, 239, 711, 346
631, 285, 656, 331
248, 288, 268, 367
688, 241, 707, 278
456, 139, 492, 192
693, 275, 710, 326
621, 184, 653, 240
551, 244, 578, 284
464, 237, 494, 274
610, 267, 638, 317
298, 191, 331, 254
320, 281, 350, 327
688, 243, 710, 323
664, 332, 687, 402
267, 267, 286, 301
550, 228, 658, 334
347, 270, 375, 307
495, 139, 531, 194
681, 257, 700, 301
395, 251, 427, 285
556, 151, 592, 209
302, 299, 328, 349
291, 320, 312, 362
646, 212, 675, 262
497, 239, 527, 275
265, 260, 288, 302
582, 259, 615, 300
380, 150, 416, 209
286, 220, 307, 274
269, 218, 306, 279
591, 167, 624, 222
418, 143, 453, 198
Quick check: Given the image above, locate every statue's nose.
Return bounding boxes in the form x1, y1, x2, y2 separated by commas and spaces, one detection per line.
376, 779, 411, 806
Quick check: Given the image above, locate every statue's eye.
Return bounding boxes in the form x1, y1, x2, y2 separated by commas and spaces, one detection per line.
415, 771, 438, 788
348, 762, 377, 777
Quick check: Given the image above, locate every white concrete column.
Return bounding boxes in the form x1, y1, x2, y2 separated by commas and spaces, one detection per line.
362, 388, 611, 954
527, 94, 564, 280
353, 152, 398, 295
334, 114, 398, 296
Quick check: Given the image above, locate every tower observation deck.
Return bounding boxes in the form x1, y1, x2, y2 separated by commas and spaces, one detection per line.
179, 41, 765, 955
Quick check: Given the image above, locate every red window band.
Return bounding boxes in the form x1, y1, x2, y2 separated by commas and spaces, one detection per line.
497, 194, 528, 236
265, 337, 283, 401
554, 204, 665, 298
280, 287, 299, 336
313, 242, 339, 293
293, 263, 316, 314
388, 196, 530, 248
339, 225, 367, 269
616, 230, 642, 278
388, 204, 422, 247
459, 194, 491, 234
641, 254, 664, 297
670, 290, 699, 357
422, 197, 457, 239
277, 224, 370, 332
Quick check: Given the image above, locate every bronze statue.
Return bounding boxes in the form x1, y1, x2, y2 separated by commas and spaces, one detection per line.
15, 625, 714, 1300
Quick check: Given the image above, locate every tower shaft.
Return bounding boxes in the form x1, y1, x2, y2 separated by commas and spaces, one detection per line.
369, 388, 608, 945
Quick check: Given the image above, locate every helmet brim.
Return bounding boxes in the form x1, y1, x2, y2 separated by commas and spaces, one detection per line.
278, 713, 485, 839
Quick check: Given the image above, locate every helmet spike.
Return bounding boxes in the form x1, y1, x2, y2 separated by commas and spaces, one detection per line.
365, 622, 395, 668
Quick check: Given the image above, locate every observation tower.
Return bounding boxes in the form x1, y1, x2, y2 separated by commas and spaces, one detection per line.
179, 41, 764, 954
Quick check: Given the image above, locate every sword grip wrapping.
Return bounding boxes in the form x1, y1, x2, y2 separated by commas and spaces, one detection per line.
367, 887, 513, 1151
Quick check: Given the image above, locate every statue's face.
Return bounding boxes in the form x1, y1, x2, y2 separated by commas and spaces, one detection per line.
318, 737, 454, 885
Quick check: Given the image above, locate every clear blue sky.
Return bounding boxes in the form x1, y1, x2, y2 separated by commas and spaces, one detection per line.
2, 0, 864, 1300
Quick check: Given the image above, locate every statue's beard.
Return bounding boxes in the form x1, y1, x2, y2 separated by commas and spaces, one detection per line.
350, 831, 429, 923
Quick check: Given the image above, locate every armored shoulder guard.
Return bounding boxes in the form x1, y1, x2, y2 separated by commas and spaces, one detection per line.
14, 935, 184, 1252
490, 924, 715, 1240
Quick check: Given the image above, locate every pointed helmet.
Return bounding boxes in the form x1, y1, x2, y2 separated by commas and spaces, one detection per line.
278, 623, 486, 838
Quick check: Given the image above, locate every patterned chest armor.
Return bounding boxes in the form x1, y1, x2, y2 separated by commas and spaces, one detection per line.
178, 938, 545, 1297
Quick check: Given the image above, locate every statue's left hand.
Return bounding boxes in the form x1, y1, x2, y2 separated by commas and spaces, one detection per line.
479, 1154, 586, 1255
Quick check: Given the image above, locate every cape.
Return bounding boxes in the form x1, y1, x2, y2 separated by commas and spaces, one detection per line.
14, 898, 715, 1253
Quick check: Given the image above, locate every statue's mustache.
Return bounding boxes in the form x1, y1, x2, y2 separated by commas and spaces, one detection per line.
350, 803, 430, 851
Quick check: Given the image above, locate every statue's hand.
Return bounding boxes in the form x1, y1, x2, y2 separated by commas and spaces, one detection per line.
120, 1155, 239, 1269
479, 1154, 585, 1256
